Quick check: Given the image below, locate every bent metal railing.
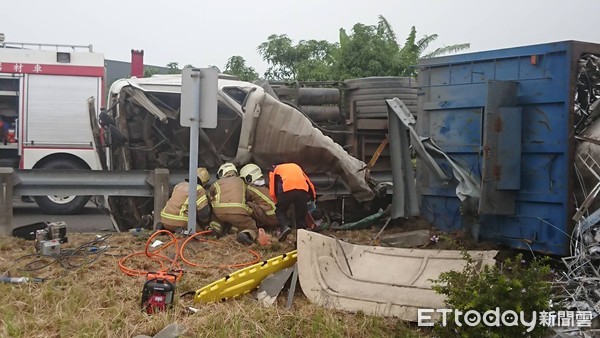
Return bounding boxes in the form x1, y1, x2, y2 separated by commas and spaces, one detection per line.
0, 168, 390, 235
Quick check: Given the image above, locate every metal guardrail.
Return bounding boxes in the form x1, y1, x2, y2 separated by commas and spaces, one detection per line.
13, 170, 158, 196
0, 168, 171, 235
0, 168, 393, 236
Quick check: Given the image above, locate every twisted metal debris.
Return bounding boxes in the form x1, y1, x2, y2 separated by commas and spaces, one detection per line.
557, 212, 600, 318
549, 55, 600, 337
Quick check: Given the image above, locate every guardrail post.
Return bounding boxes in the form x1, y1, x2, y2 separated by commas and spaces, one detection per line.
150, 168, 170, 230
0, 168, 14, 236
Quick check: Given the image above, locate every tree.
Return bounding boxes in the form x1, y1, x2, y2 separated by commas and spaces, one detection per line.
388, 17, 469, 77
294, 39, 338, 81
224, 56, 259, 82
241, 16, 468, 82
334, 15, 470, 78
257, 34, 338, 81
334, 21, 399, 79
166, 62, 181, 74
144, 67, 161, 77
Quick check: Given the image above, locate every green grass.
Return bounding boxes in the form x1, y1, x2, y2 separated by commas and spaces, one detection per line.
0, 233, 428, 337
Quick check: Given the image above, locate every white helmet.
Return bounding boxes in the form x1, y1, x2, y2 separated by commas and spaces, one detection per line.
239, 163, 263, 184
217, 162, 238, 179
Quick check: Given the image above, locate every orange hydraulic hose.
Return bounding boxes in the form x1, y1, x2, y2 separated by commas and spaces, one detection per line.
178, 231, 261, 269
118, 229, 261, 280
118, 230, 183, 280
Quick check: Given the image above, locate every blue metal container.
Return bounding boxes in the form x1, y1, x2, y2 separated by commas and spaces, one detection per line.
416, 41, 600, 255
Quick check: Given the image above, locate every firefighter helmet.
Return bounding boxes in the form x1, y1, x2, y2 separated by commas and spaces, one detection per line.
239, 163, 263, 184
217, 163, 238, 179
196, 167, 210, 185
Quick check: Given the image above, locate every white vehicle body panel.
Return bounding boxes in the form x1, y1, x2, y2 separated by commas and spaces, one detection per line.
22, 148, 100, 171
297, 230, 498, 321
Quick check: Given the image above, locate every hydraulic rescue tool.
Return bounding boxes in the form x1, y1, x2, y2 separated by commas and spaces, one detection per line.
141, 272, 177, 314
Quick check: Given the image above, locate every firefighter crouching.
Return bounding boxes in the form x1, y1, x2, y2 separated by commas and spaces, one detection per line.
240, 163, 278, 229
208, 163, 256, 236
160, 167, 211, 232
269, 162, 316, 242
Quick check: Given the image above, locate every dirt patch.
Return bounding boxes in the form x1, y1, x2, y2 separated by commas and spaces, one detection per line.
315, 216, 499, 252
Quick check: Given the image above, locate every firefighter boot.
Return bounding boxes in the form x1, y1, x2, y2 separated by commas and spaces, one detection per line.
277, 224, 292, 242
236, 229, 257, 246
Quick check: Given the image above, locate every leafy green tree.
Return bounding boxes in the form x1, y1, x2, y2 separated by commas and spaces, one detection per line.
334, 20, 399, 79
224, 56, 259, 82
257, 34, 338, 81
335, 15, 470, 78
257, 34, 295, 80
294, 39, 338, 81
166, 62, 181, 74
143, 67, 161, 77
389, 19, 470, 76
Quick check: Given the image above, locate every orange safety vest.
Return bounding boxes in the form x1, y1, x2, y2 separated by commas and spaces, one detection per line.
269, 163, 316, 203
160, 182, 208, 228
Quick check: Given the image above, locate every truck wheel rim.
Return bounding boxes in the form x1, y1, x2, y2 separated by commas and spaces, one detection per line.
47, 195, 76, 204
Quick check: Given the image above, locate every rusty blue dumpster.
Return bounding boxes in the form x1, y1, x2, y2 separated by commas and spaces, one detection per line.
416, 41, 600, 255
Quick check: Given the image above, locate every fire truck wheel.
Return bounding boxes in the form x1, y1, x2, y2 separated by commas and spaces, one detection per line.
33, 159, 91, 215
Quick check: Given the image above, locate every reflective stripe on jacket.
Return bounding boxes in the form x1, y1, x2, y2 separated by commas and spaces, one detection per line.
246, 184, 278, 227
160, 182, 208, 227
209, 176, 251, 215
269, 163, 316, 203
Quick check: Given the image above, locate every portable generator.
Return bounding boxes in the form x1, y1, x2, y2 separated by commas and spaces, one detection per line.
34, 221, 68, 256
141, 272, 177, 314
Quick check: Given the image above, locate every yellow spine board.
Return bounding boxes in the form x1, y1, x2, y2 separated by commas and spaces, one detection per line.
194, 250, 298, 304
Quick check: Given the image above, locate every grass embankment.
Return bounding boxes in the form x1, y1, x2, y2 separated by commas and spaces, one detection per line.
0, 229, 428, 337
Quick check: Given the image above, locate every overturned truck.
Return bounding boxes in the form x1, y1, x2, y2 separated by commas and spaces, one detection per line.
102, 75, 398, 230
415, 40, 600, 256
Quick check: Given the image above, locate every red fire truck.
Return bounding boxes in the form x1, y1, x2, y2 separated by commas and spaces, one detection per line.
0, 41, 104, 214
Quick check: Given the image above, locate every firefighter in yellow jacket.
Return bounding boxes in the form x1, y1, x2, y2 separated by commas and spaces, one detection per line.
208, 163, 256, 232
160, 167, 211, 232
240, 163, 278, 228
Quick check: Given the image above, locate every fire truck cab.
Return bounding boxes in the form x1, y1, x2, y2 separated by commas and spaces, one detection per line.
0, 41, 104, 214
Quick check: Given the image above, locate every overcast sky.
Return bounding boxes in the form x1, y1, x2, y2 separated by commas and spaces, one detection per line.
3, 0, 599, 75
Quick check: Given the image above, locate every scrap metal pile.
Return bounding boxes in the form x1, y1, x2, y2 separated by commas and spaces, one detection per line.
558, 54, 600, 326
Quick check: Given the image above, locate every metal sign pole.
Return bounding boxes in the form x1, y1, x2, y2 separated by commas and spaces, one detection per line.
187, 73, 200, 234
181, 67, 218, 234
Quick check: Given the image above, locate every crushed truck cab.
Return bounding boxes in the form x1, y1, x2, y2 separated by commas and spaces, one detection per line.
103, 75, 378, 230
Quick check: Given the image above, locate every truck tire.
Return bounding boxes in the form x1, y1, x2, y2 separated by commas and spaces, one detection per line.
33, 159, 91, 215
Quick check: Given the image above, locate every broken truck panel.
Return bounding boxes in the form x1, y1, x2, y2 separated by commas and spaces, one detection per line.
296, 230, 497, 321
105, 75, 376, 230
239, 86, 374, 202
416, 41, 600, 255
